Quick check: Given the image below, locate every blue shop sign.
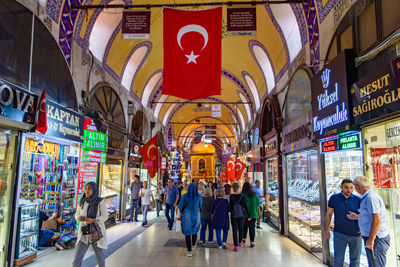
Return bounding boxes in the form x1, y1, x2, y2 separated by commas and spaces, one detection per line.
0, 80, 37, 126
311, 50, 356, 139
46, 100, 84, 142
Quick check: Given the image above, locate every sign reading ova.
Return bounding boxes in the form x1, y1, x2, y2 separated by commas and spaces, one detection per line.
147, 144, 157, 160
177, 24, 208, 64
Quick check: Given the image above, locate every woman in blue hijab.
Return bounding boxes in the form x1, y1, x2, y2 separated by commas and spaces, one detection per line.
178, 183, 202, 257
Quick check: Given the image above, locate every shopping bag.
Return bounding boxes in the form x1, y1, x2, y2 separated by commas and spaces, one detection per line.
150, 200, 156, 210
175, 210, 182, 233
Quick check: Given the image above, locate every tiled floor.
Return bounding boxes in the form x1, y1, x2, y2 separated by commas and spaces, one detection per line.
26, 211, 327, 267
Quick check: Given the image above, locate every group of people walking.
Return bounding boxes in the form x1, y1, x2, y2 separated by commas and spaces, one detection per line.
167, 179, 261, 257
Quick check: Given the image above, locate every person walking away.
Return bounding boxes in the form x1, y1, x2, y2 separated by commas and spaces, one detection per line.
179, 183, 202, 257
324, 179, 361, 267
211, 189, 230, 249
348, 176, 390, 267
229, 183, 250, 252
73, 182, 107, 267
154, 183, 164, 217
224, 182, 232, 197
139, 181, 154, 226
253, 180, 264, 229
242, 182, 259, 247
164, 178, 179, 230
200, 188, 214, 246
129, 175, 141, 222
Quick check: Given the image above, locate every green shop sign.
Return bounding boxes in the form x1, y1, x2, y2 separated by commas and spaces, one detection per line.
339, 132, 361, 150
81, 149, 107, 163
82, 130, 108, 152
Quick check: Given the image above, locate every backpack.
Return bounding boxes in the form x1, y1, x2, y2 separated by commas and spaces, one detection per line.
232, 194, 244, 218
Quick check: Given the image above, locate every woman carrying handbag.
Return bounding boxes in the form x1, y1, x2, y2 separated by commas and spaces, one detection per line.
73, 182, 108, 267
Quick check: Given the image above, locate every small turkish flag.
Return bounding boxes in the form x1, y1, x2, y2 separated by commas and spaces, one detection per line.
203, 170, 207, 180
163, 7, 222, 100
226, 157, 236, 182
220, 169, 227, 183
140, 135, 159, 178
36, 88, 47, 135
235, 159, 246, 181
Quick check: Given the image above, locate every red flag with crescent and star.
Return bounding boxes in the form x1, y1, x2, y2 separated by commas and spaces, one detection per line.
220, 169, 227, 183
226, 157, 236, 182
235, 159, 246, 181
36, 88, 47, 135
140, 135, 159, 178
163, 7, 222, 100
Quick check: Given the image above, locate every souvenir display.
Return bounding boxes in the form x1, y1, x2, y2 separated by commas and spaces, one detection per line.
170, 149, 182, 182
15, 203, 39, 262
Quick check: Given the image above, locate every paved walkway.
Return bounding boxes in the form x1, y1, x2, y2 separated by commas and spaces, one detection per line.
26, 211, 327, 267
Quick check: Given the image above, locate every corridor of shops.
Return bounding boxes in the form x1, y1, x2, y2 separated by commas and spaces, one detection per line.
1, 0, 400, 266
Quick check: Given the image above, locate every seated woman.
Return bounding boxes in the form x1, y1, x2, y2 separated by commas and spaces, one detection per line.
35, 199, 63, 247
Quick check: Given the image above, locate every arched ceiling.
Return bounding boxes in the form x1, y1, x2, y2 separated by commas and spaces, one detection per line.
46, 0, 309, 147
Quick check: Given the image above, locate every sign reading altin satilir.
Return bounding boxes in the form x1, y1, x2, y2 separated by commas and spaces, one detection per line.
311, 50, 356, 139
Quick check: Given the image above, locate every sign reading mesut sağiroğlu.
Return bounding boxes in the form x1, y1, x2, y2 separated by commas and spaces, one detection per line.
311, 50, 355, 139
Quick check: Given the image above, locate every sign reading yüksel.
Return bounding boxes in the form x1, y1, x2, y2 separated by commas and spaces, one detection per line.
0, 80, 37, 125
122, 10, 151, 39
46, 100, 83, 142
311, 50, 355, 139
227, 7, 256, 36
350, 64, 400, 125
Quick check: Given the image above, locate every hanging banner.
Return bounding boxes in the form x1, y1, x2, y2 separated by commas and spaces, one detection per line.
212, 104, 221, 117
46, 100, 84, 142
227, 7, 256, 36
122, 10, 151, 39
311, 50, 355, 139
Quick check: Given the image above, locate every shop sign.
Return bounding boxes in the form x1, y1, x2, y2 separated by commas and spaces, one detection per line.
81, 149, 107, 163
82, 130, 108, 152
320, 131, 361, 153
108, 125, 125, 152
386, 121, 400, 141
121, 10, 151, 39
0, 80, 37, 125
264, 140, 276, 153
282, 113, 313, 153
311, 50, 355, 139
46, 100, 83, 142
351, 64, 400, 125
212, 104, 221, 117
161, 157, 167, 169
227, 7, 256, 36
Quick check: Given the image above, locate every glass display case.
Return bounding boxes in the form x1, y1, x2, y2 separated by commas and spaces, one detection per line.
265, 157, 279, 228
101, 162, 123, 217
324, 149, 366, 266
0, 133, 17, 266
14, 203, 39, 264
286, 150, 322, 256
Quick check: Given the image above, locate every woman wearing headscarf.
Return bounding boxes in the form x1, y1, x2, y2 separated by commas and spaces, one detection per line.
73, 182, 108, 267
242, 182, 259, 248
178, 183, 202, 257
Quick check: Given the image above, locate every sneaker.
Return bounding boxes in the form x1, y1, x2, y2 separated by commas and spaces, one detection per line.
207, 241, 213, 244
186, 252, 193, 257
222, 243, 227, 249
200, 241, 205, 247
192, 242, 197, 249
218, 246, 222, 249
238, 242, 243, 247
134, 218, 139, 222
233, 247, 238, 252
256, 226, 262, 229
250, 243, 255, 248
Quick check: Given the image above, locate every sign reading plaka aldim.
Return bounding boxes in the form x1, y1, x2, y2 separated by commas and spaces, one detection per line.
311, 50, 355, 139
46, 100, 83, 142
82, 117, 108, 152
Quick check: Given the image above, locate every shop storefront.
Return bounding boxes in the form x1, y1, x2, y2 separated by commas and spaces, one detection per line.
13, 100, 83, 266
350, 58, 400, 267
0, 80, 37, 267
126, 140, 143, 219
311, 50, 367, 264
260, 96, 283, 232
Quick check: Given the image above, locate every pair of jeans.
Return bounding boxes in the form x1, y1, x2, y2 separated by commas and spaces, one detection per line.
333, 232, 362, 267
200, 218, 213, 243
73, 240, 105, 267
243, 218, 256, 242
256, 204, 263, 227
165, 203, 175, 229
185, 234, 197, 252
155, 199, 162, 216
39, 229, 54, 246
130, 198, 140, 220
362, 235, 390, 267
231, 217, 244, 247
141, 204, 149, 224
215, 228, 228, 247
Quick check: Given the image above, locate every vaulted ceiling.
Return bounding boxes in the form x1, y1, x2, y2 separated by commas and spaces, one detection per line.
70, 0, 308, 148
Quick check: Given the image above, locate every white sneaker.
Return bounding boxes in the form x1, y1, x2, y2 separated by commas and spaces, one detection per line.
186, 252, 193, 257
218, 246, 222, 249
192, 242, 197, 249
207, 241, 213, 244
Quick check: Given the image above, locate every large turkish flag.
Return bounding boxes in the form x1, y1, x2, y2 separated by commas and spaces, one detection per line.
226, 157, 236, 182
163, 7, 222, 100
140, 135, 159, 178
235, 159, 246, 181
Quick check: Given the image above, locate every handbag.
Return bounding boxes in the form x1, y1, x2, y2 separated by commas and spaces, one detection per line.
81, 224, 91, 235
89, 222, 103, 244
